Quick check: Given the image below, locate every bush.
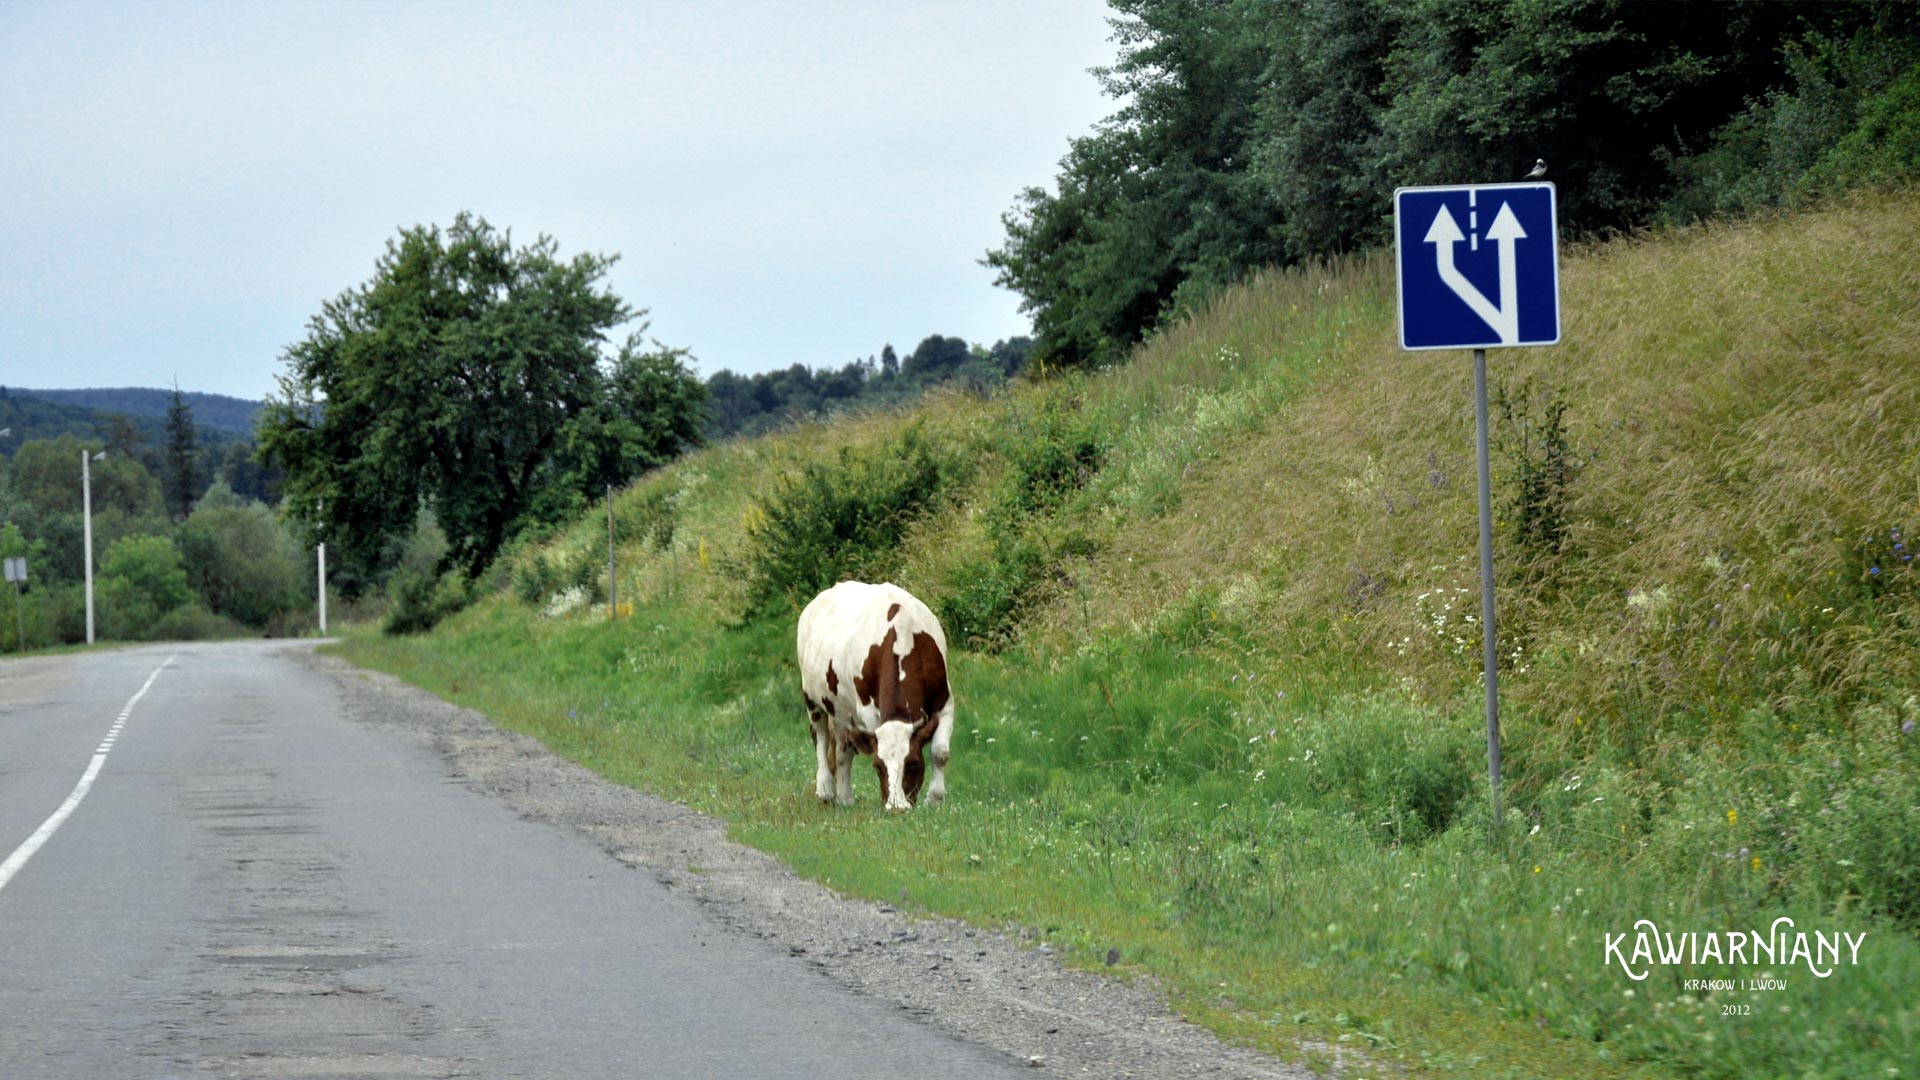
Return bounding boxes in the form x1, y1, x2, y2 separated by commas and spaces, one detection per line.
513, 552, 564, 605
1492, 377, 1580, 560
93, 534, 192, 640
384, 568, 475, 635
151, 604, 250, 642
1291, 694, 1482, 842
939, 391, 1108, 648
739, 424, 952, 616
176, 504, 306, 628
381, 514, 475, 634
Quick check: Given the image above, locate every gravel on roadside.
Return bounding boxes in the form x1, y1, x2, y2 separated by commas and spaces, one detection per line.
310, 650, 1339, 1079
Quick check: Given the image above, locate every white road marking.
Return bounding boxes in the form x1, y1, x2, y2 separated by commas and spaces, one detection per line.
0, 655, 176, 895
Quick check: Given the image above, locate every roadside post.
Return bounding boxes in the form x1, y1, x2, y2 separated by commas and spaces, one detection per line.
1394, 181, 1561, 831
316, 501, 328, 634
82, 450, 104, 645
4, 557, 25, 652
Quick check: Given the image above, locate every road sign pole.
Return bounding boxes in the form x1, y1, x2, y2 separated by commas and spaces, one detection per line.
1473, 348, 1503, 831
1396, 182, 1555, 840
12, 579, 23, 653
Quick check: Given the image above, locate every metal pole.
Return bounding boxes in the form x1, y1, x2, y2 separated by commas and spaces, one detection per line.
82, 451, 95, 646
1474, 348, 1502, 829
607, 484, 616, 621
317, 542, 327, 634
315, 499, 327, 635
12, 578, 23, 653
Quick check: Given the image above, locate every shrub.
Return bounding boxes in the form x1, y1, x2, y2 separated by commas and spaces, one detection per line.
513, 552, 564, 605
176, 504, 306, 628
382, 515, 474, 634
1492, 377, 1580, 560
150, 604, 250, 641
384, 568, 475, 635
739, 424, 952, 616
93, 534, 192, 639
1291, 694, 1482, 842
939, 391, 1108, 648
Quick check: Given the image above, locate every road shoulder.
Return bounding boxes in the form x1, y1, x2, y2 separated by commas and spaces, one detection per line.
307, 649, 1325, 1079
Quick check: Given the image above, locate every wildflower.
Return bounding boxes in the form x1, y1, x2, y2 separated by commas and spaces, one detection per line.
1727, 809, 1737, 826
1751, 856, 1762, 872
1533, 865, 1542, 874
1903, 720, 1915, 735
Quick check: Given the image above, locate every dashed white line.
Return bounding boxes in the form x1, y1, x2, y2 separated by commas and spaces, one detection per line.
0, 655, 176, 895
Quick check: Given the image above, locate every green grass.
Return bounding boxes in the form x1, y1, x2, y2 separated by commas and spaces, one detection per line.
339, 189, 1920, 1079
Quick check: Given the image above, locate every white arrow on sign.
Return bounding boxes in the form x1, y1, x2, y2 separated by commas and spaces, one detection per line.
1423, 201, 1527, 345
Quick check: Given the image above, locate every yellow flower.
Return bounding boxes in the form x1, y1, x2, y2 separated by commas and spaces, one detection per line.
1751, 856, 1762, 872
1727, 809, 1738, 826
1533, 865, 1542, 874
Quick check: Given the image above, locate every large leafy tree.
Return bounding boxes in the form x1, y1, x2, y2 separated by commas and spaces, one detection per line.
258, 213, 707, 581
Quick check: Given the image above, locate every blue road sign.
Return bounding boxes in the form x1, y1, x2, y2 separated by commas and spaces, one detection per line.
1395, 182, 1559, 350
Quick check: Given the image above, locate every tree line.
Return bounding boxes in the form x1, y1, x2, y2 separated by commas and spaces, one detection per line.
702, 335, 1032, 441
251, 212, 1042, 632
2, 212, 1031, 643
0, 386, 280, 505
0, 390, 311, 651
988, 0, 1920, 368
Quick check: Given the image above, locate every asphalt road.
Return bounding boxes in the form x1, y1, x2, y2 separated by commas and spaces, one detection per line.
0, 640, 1033, 1079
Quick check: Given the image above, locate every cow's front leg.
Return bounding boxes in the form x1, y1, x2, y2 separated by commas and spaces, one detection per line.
924, 708, 955, 806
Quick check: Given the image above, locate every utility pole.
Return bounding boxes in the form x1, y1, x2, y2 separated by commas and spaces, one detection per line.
83, 450, 102, 645
316, 500, 327, 634
607, 484, 617, 621
318, 543, 327, 634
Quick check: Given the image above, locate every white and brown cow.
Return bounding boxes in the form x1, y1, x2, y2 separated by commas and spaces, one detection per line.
796, 580, 954, 810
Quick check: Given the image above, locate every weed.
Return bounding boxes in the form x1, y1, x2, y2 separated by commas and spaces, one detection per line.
1492, 376, 1581, 561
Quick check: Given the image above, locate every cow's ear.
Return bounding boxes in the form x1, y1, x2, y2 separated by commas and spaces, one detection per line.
911, 713, 938, 747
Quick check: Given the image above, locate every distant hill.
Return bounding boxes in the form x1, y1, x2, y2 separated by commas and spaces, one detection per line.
11, 387, 262, 435
0, 387, 255, 461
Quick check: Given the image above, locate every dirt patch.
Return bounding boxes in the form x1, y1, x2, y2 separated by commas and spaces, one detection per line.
308, 650, 1341, 1079
0, 654, 74, 709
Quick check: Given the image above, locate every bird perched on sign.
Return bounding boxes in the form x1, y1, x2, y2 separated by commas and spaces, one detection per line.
1524, 158, 1548, 179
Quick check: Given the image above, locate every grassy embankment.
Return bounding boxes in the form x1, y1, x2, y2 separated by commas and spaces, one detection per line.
338, 191, 1920, 1079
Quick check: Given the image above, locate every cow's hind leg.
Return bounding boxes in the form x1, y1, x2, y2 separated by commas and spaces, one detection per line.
924, 706, 955, 806
834, 733, 857, 806
807, 700, 835, 803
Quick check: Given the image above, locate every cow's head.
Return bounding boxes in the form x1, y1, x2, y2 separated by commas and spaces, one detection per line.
853, 622, 951, 811
873, 714, 939, 810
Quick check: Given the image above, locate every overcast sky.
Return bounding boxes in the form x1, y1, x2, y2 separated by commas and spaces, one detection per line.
0, 0, 1119, 402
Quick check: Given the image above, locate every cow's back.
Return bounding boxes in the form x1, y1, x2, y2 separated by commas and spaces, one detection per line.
797, 581, 948, 732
